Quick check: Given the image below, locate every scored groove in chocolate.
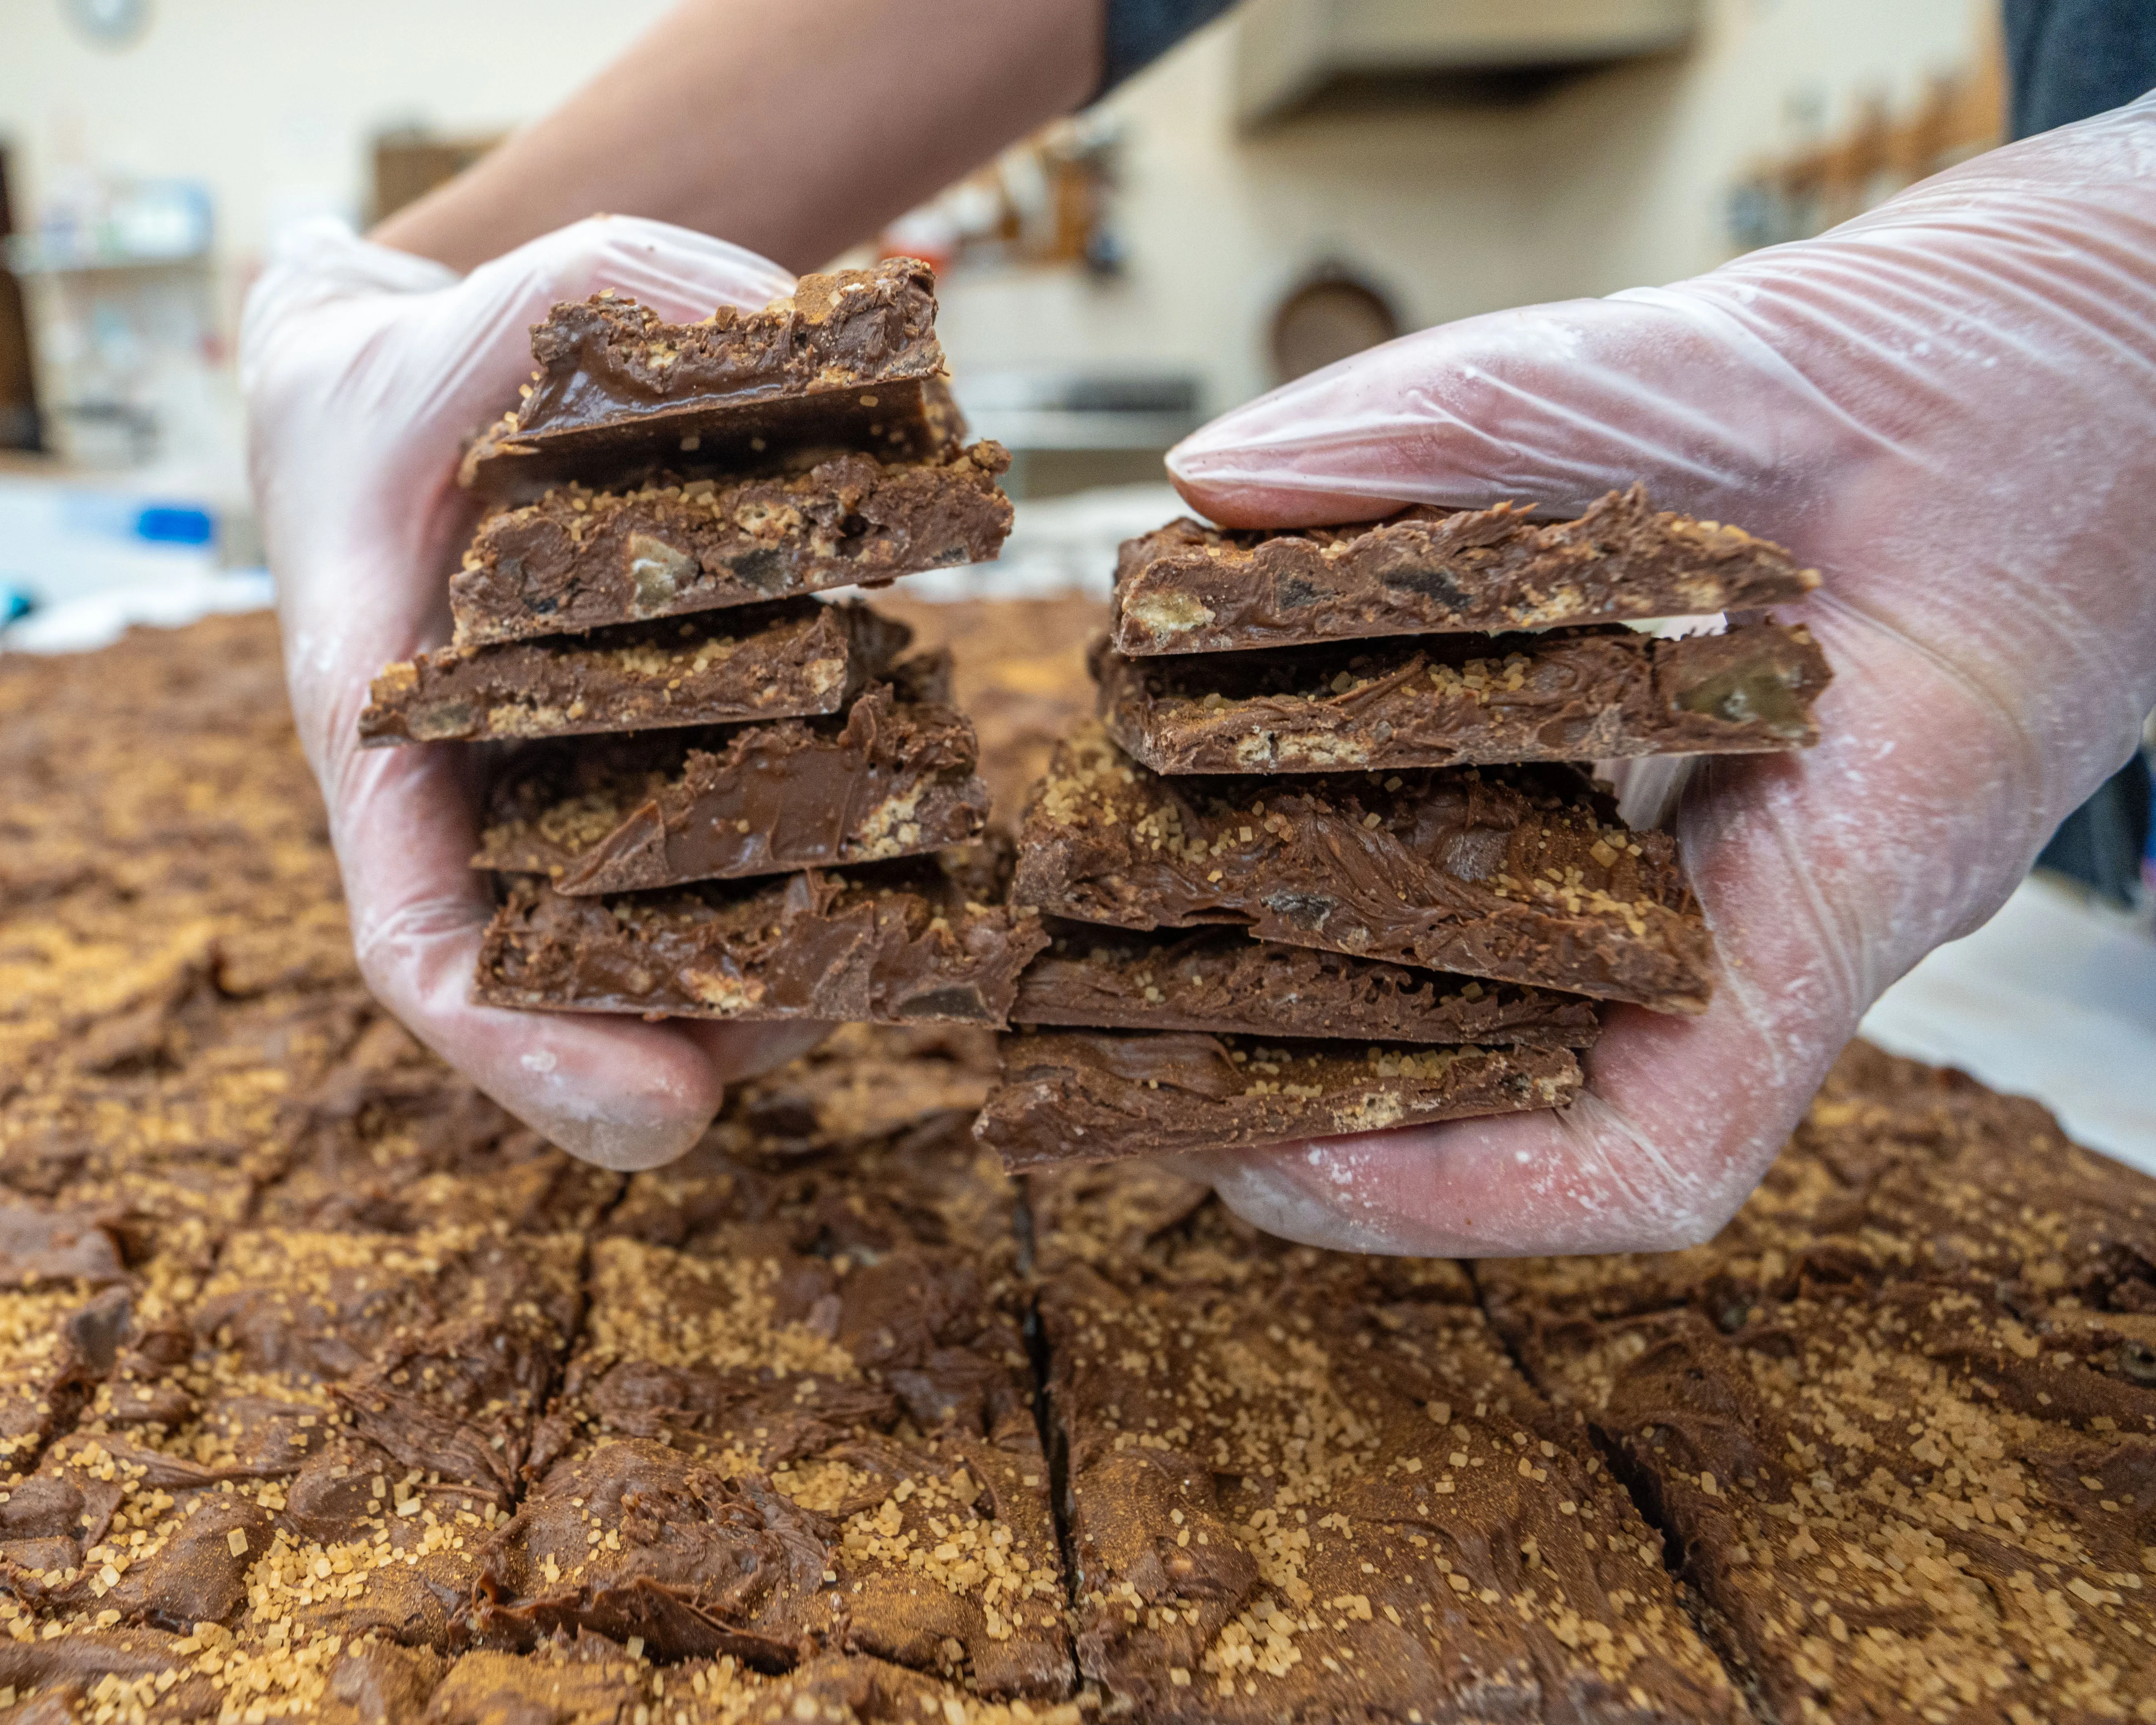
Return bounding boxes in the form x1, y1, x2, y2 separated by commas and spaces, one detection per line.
1109, 483, 1819, 656
1096, 621, 1832, 774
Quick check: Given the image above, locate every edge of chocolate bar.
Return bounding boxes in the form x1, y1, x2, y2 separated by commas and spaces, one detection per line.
1109, 484, 1819, 656
472, 665, 989, 894
474, 846, 1049, 1027
1096, 621, 1832, 773
449, 445, 1013, 647
1012, 722, 1715, 1014
974, 1028, 1581, 1168
359, 600, 913, 747
1012, 920, 1602, 1047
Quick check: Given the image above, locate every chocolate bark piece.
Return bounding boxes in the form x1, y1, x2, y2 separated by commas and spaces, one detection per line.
474, 847, 1050, 1027
472, 671, 989, 894
975, 1028, 1580, 1169
359, 599, 910, 747
1097, 620, 1832, 773
449, 444, 1013, 648
461, 259, 953, 493
1110, 484, 1818, 655
1013, 721, 1713, 1012
1013, 919, 1602, 1047
1521, 1287, 2156, 1723
1029, 1163, 1743, 1722
481, 1117, 1071, 1698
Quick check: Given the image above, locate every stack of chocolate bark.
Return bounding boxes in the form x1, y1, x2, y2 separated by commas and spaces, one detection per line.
360, 259, 1054, 1029
978, 488, 1832, 1166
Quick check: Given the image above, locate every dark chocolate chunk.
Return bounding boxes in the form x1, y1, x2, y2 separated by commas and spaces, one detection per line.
462, 259, 955, 492
472, 670, 989, 895
1110, 485, 1818, 655
1012, 722, 1714, 1013
974, 1028, 1580, 1169
1097, 621, 1832, 773
449, 444, 1012, 648
1013, 920, 1601, 1047
1031, 1163, 1744, 1721
359, 599, 911, 747
474, 847, 1049, 1027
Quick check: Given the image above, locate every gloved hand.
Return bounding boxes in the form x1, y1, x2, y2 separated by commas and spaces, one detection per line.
241, 215, 826, 1171
1167, 97, 2156, 1257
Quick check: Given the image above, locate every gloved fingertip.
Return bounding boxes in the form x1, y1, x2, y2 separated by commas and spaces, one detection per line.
523, 1100, 720, 1174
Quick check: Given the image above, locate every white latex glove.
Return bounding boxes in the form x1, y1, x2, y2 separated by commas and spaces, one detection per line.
241, 215, 826, 1171
1167, 97, 2156, 1257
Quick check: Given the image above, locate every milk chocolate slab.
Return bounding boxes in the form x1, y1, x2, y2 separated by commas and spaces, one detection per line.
1013, 722, 1714, 1012
358, 599, 910, 747
1013, 920, 1602, 1047
1030, 1165, 1743, 1721
449, 444, 1013, 648
1110, 484, 1818, 655
472, 673, 989, 894
975, 1028, 1580, 1168
462, 258, 953, 493
1097, 620, 1831, 773
475, 848, 1049, 1026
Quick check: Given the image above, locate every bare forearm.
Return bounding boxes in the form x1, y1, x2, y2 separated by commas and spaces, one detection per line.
372, 0, 1104, 273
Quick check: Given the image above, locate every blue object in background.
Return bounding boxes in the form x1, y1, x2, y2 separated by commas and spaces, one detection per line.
1, 588, 32, 626
134, 504, 214, 546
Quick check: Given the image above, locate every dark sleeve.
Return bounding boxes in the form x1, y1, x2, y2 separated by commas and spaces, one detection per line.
2004, 0, 2156, 139
1097, 0, 1242, 97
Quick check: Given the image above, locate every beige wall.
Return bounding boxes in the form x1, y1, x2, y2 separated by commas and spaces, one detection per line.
938, 0, 1991, 410
0, 0, 1987, 417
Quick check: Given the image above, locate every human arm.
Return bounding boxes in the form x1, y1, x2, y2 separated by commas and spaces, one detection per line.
1165, 95, 2156, 1255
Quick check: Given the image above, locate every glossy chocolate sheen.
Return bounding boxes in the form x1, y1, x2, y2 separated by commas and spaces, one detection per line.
473, 667, 988, 894
450, 444, 1012, 647
1013, 721, 1714, 1013
461, 258, 950, 492
359, 599, 911, 747
1109, 484, 1819, 656
1096, 620, 1832, 773
1012, 919, 1601, 1047
975, 1028, 1580, 1168
475, 848, 1049, 1026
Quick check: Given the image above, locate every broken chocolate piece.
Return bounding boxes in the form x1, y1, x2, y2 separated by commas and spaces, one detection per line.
359, 599, 910, 747
1013, 722, 1713, 1012
1013, 920, 1600, 1047
975, 1028, 1580, 1169
1097, 621, 1832, 773
1110, 485, 1818, 655
462, 260, 956, 493
472, 671, 989, 894
474, 847, 1049, 1027
449, 444, 1013, 647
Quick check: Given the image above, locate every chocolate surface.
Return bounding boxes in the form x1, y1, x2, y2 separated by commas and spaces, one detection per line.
449, 444, 1012, 647
462, 259, 952, 492
1098, 620, 1832, 773
1110, 485, 1818, 656
975, 1027, 1581, 1168
1030, 1166, 1743, 1721
1013, 721, 1714, 1012
475, 847, 1049, 1027
473, 669, 989, 894
359, 599, 910, 746
1013, 919, 1602, 1047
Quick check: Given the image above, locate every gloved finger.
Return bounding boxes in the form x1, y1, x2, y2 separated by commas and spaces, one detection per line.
675, 1018, 837, 1084
336, 735, 741, 1172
